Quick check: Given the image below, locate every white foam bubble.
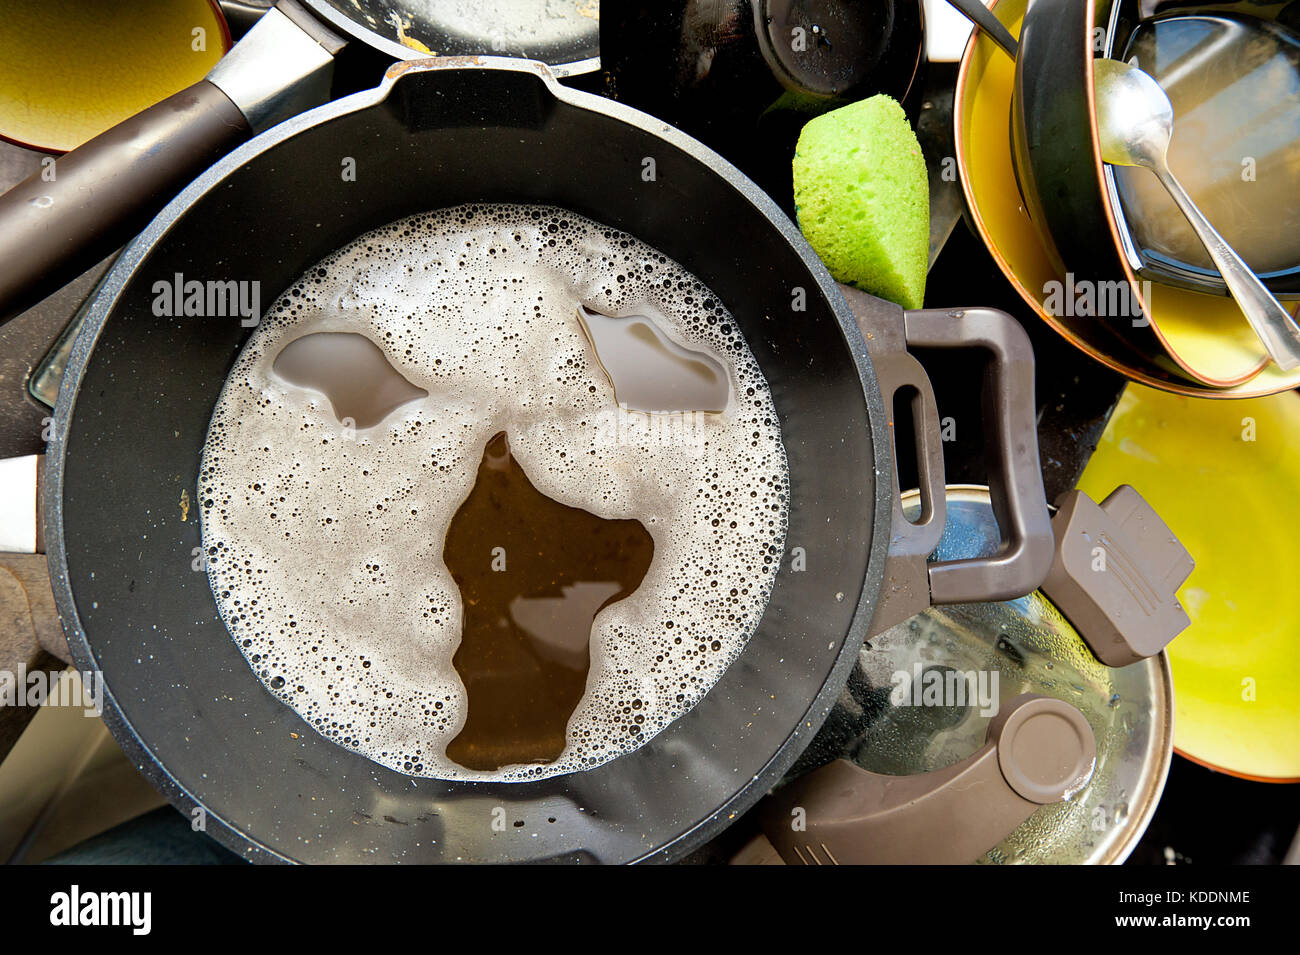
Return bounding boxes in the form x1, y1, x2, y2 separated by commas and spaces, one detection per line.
199, 203, 790, 781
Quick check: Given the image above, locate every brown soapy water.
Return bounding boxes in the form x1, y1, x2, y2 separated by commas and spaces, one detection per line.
575, 305, 730, 414
199, 203, 789, 782
272, 332, 429, 428
443, 431, 654, 770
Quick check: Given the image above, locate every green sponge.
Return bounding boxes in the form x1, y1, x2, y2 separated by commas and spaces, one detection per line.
793, 95, 929, 310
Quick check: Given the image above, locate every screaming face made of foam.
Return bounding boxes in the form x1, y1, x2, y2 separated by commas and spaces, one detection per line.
199, 204, 790, 781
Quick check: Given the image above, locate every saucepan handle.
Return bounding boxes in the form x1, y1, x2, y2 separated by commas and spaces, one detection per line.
837, 287, 1053, 634
0, 82, 252, 323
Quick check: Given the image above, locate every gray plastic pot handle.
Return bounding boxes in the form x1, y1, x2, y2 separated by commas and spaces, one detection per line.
1044, 485, 1194, 666
838, 287, 1055, 634
903, 307, 1056, 603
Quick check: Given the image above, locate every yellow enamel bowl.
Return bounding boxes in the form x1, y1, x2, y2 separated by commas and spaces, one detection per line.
1079, 384, 1300, 782
0, 0, 230, 154
955, 0, 1300, 396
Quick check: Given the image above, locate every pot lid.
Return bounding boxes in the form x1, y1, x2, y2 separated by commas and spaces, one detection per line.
787, 486, 1173, 864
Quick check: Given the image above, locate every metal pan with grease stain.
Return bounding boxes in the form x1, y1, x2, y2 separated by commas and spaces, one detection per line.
1101, 3, 1300, 298
305, 0, 598, 71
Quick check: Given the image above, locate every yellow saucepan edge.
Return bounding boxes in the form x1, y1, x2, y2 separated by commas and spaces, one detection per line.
0, 0, 230, 154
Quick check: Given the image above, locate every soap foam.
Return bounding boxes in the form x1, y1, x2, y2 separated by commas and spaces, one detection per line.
199, 203, 789, 781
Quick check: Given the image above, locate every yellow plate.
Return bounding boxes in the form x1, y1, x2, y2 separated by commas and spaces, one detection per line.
1078, 384, 1300, 781
956, 0, 1300, 396
0, 0, 230, 154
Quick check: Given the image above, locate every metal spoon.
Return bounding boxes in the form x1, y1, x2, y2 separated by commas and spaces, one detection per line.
1094, 57, 1300, 371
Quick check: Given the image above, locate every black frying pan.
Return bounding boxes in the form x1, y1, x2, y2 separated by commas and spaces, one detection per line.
40, 59, 1053, 862
0, 0, 599, 323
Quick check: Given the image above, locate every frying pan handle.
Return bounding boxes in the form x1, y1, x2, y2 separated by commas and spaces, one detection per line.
0, 2, 342, 324
902, 307, 1055, 607
0, 82, 253, 324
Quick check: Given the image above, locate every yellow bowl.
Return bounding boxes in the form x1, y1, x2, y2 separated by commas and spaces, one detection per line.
1079, 383, 1300, 781
0, 0, 230, 154
956, 0, 1300, 396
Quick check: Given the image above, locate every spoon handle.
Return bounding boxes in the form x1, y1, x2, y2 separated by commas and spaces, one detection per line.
1152, 163, 1300, 371
943, 0, 1019, 59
